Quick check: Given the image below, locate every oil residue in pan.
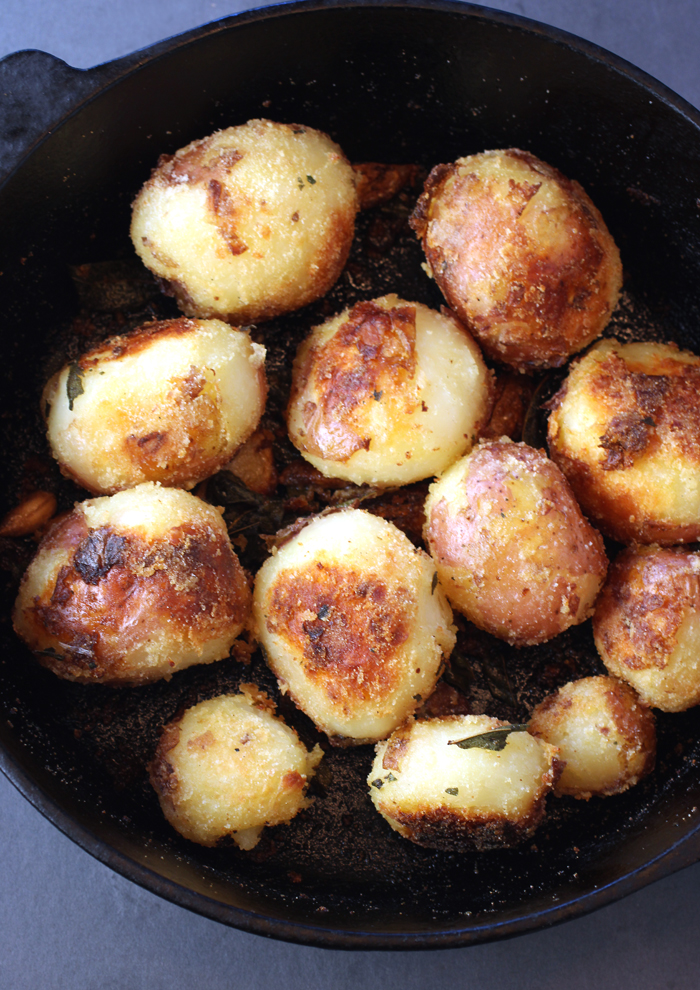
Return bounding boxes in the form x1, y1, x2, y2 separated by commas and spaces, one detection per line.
1, 178, 699, 929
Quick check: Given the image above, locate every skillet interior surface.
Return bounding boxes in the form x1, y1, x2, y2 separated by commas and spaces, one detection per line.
2, 0, 700, 949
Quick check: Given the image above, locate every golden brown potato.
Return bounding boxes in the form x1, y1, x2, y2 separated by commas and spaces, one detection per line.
410, 148, 622, 372
424, 439, 608, 646
286, 294, 493, 486
43, 318, 267, 495
13, 483, 252, 685
253, 508, 456, 744
529, 676, 656, 799
368, 715, 561, 851
131, 119, 358, 324
548, 338, 700, 545
593, 545, 700, 712
149, 686, 322, 848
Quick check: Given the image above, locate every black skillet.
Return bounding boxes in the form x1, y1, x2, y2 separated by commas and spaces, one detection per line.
2, 0, 700, 951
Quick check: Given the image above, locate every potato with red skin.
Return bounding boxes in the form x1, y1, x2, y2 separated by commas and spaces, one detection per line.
368, 715, 561, 851
548, 338, 700, 545
287, 294, 493, 486
13, 483, 252, 686
131, 119, 358, 325
424, 439, 608, 646
593, 545, 700, 712
149, 686, 323, 849
253, 508, 456, 745
43, 317, 267, 495
529, 676, 656, 799
410, 148, 622, 372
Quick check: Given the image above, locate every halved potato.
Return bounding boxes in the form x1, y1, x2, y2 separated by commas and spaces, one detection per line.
13, 483, 252, 685
149, 686, 322, 848
253, 508, 456, 744
368, 715, 561, 850
410, 148, 622, 371
43, 317, 266, 495
287, 294, 493, 486
131, 119, 358, 324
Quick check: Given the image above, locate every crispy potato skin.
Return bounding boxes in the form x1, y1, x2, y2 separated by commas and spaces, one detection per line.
253, 508, 456, 743
593, 546, 700, 712
410, 149, 622, 372
43, 318, 267, 495
149, 687, 322, 848
424, 440, 608, 646
548, 339, 700, 545
529, 675, 656, 798
368, 715, 561, 851
287, 294, 493, 486
131, 119, 358, 324
13, 484, 251, 685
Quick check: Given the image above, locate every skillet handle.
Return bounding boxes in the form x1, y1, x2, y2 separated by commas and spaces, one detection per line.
0, 49, 133, 183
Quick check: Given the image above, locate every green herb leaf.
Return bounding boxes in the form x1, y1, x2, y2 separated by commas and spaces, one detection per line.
448, 723, 529, 752
371, 778, 384, 789
445, 787, 459, 795
306, 175, 316, 184
66, 363, 85, 411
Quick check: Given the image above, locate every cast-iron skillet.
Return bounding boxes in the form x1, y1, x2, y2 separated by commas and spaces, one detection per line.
2, 0, 700, 951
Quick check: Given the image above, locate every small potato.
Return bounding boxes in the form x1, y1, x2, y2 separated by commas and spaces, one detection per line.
253, 508, 456, 744
368, 715, 561, 851
548, 338, 700, 545
131, 119, 358, 324
593, 545, 700, 712
410, 148, 622, 372
286, 294, 493, 486
13, 483, 251, 685
529, 676, 656, 799
149, 686, 322, 848
43, 318, 266, 495
424, 439, 608, 646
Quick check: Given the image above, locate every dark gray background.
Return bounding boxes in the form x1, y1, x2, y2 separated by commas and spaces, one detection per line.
2, 1, 700, 987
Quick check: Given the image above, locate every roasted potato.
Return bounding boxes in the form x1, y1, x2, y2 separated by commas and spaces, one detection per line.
529, 675, 656, 799
424, 439, 608, 646
253, 508, 456, 744
286, 294, 493, 486
43, 317, 267, 495
149, 686, 322, 848
13, 483, 252, 685
593, 545, 700, 712
131, 119, 358, 324
368, 715, 561, 851
410, 148, 622, 372
548, 338, 700, 545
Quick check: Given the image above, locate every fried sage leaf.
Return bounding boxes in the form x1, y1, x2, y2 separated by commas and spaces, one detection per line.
66, 363, 85, 411
447, 723, 529, 752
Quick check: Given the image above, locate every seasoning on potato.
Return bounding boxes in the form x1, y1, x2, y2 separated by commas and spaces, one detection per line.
593, 545, 700, 712
131, 119, 359, 324
286, 294, 493, 486
409, 148, 622, 372
43, 317, 267, 495
149, 686, 323, 848
547, 338, 700, 545
368, 715, 561, 850
13, 483, 252, 685
253, 507, 456, 745
529, 676, 656, 799
423, 439, 608, 646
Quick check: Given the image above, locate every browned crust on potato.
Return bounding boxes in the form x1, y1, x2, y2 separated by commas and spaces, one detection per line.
480, 371, 537, 442
548, 344, 700, 544
288, 299, 418, 462
410, 149, 622, 371
16, 508, 252, 684
593, 547, 700, 674
148, 719, 183, 800
264, 561, 413, 711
